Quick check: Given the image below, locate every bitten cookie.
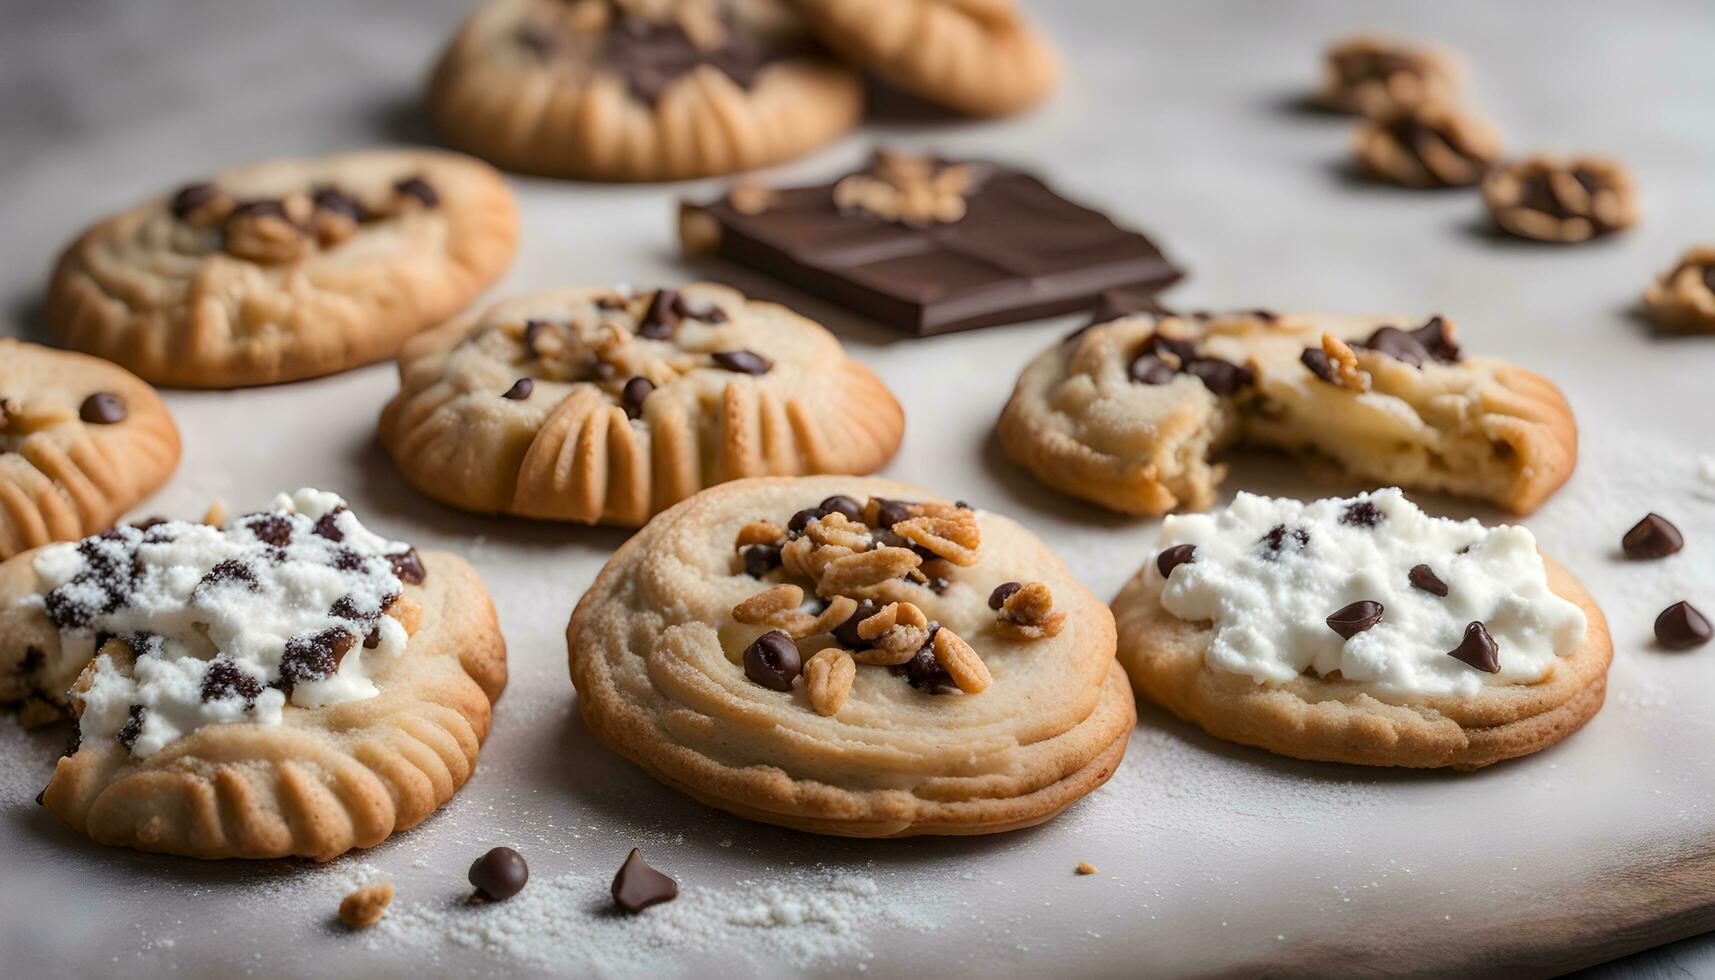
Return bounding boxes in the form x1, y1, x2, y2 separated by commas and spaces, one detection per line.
1112, 489, 1611, 769
0, 340, 180, 559
380, 283, 904, 526
1643, 246, 1715, 334
567, 476, 1136, 836
3, 490, 507, 860
794, 0, 1057, 116
428, 0, 863, 181
997, 310, 1577, 515
48, 149, 517, 388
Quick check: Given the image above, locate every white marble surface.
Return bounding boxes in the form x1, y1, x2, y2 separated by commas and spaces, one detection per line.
3, 0, 1715, 976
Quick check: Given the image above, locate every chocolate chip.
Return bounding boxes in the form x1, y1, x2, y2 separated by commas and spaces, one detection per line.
638, 289, 680, 339
1409, 563, 1449, 597
201, 659, 261, 705
278, 628, 357, 692
1128, 354, 1176, 385
1339, 501, 1384, 528
1144, 334, 1199, 363
1156, 543, 1196, 577
1655, 601, 1712, 650
711, 350, 771, 375
1300, 348, 1337, 383
78, 392, 127, 424
1259, 525, 1310, 557
818, 495, 864, 522
831, 599, 878, 649
1183, 357, 1254, 395
871, 498, 913, 529
926, 576, 951, 595
311, 186, 364, 221
331, 548, 365, 572
616, 375, 655, 420
741, 543, 781, 578
892, 625, 956, 693
1358, 326, 1427, 367
1446, 621, 1500, 672
169, 182, 217, 220
1410, 316, 1461, 363
1622, 513, 1684, 560
743, 630, 801, 691
245, 513, 294, 547
313, 507, 347, 542
1326, 600, 1385, 639
501, 378, 534, 401
612, 848, 677, 914
672, 293, 727, 324
393, 176, 438, 207
197, 559, 258, 593
389, 549, 426, 585
787, 508, 823, 535
469, 847, 529, 901
988, 582, 1022, 610
115, 704, 145, 748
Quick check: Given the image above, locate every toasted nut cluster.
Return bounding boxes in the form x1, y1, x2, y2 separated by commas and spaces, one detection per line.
852, 601, 931, 665
1642, 246, 1715, 334
1482, 156, 1637, 243
1316, 34, 1460, 116
833, 152, 976, 227
818, 547, 924, 600
995, 581, 1068, 640
736, 520, 786, 547
1353, 102, 1501, 188
339, 882, 395, 929
1301, 331, 1371, 392
893, 504, 982, 567
731, 584, 857, 639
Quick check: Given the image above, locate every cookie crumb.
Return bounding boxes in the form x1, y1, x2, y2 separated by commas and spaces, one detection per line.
339, 882, 394, 928
1075, 862, 1098, 876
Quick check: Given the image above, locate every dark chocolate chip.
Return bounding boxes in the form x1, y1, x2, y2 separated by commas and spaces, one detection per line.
115, 704, 145, 748
988, 582, 1022, 610
78, 392, 127, 424
469, 847, 529, 901
743, 630, 801, 691
612, 848, 677, 914
621, 376, 655, 419
389, 549, 426, 585
1183, 357, 1254, 395
1446, 621, 1500, 672
1145, 334, 1200, 363
1622, 513, 1684, 560
1409, 563, 1449, 597
926, 576, 951, 595
245, 513, 294, 547
711, 350, 771, 375
501, 378, 535, 401
891, 625, 955, 693
313, 507, 347, 542
169, 182, 217, 220
672, 293, 728, 324
278, 628, 357, 691
1339, 501, 1384, 528
832, 599, 879, 649
1409, 316, 1461, 363
201, 658, 261, 705
1359, 326, 1428, 367
1326, 600, 1385, 640
638, 289, 679, 339
787, 508, 823, 535
1259, 525, 1310, 557
818, 495, 864, 522
1655, 601, 1712, 650
741, 543, 782, 578
197, 559, 258, 593
1156, 543, 1196, 577
871, 498, 913, 529
1300, 348, 1337, 383
311, 186, 364, 221
394, 176, 438, 207
1128, 354, 1176, 385
331, 548, 365, 572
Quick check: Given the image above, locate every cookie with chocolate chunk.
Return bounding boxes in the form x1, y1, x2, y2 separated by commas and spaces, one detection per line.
427, 0, 863, 181
0, 340, 180, 560
1314, 33, 1462, 117
48, 149, 517, 388
568, 476, 1134, 836
794, 0, 1057, 116
1643, 246, 1715, 334
379, 283, 904, 526
997, 310, 1577, 515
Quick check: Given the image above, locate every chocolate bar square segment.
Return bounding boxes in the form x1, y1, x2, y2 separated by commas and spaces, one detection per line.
679, 154, 1184, 336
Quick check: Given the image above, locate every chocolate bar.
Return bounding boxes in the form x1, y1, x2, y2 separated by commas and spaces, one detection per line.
679, 152, 1183, 336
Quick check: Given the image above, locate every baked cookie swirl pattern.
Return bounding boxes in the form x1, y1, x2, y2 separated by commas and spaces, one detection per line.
48, 149, 517, 387
568, 477, 1135, 836
1112, 490, 1612, 769
1, 340, 180, 559
381, 283, 904, 525
999, 310, 1577, 515
0, 490, 506, 860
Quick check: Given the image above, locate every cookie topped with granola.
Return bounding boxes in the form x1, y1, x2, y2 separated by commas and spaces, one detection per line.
567, 476, 1135, 836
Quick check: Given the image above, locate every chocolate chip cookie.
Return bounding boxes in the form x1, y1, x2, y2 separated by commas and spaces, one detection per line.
427, 0, 863, 181
997, 310, 1578, 515
568, 476, 1135, 836
1643, 246, 1715, 333
380, 283, 904, 526
48, 149, 517, 387
0, 340, 180, 560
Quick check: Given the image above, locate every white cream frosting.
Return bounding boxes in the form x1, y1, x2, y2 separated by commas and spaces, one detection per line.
1155, 489, 1586, 697
30, 489, 419, 757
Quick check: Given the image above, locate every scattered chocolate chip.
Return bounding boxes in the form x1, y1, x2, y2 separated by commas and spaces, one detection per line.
313, 507, 347, 542
638, 289, 680, 339
1446, 621, 1500, 672
612, 848, 677, 914
832, 599, 879, 649
169, 182, 217, 220
787, 508, 823, 535
197, 559, 258, 593
129, 516, 169, 532
987, 582, 1023, 610
672, 293, 728, 324
311, 186, 364, 221
277, 627, 357, 693
1410, 316, 1461, 363
393, 176, 438, 207
1409, 563, 1449, 597
389, 549, 426, 585
818, 495, 864, 522
1300, 348, 1337, 383
1183, 357, 1254, 395
743, 630, 801, 691
468, 847, 529, 901
1326, 600, 1385, 639
741, 543, 781, 578
1156, 543, 1196, 577
1655, 601, 1712, 650
871, 498, 913, 529
891, 625, 956, 693
501, 378, 534, 401
1259, 525, 1310, 557
115, 704, 145, 748
1622, 513, 1684, 560
1339, 501, 1384, 528
201, 658, 261, 705
1128, 354, 1176, 385
1358, 325, 1427, 367
78, 392, 127, 424
619, 376, 655, 420
245, 513, 294, 547
711, 350, 771, 375
1144, 334, 1200, 363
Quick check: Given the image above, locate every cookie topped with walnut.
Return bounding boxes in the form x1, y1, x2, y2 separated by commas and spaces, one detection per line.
380, 283, 904, 526
48, 149, 517, 388
568, 476, 1135, 836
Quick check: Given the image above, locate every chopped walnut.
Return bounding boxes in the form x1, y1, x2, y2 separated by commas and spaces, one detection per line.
833, 153, 975, 228
1316, 34, 1460, 117
1482, 156, 1637, 243
1352, 102, 1501, 188
1643, 245, 1715, 334
224, 204, 311, 264
1302, 331, 1371, 393
817, 547, 923, 600
802, 512, 873, 552
804, 649, 856, 716
932, 628, 991, 694
731, 585, 857, 640
850, 601, 931, 665
735, 521, 786, 548
892, 504, 982, 567
339, 882, 394, 929
995, 582, 1068, 640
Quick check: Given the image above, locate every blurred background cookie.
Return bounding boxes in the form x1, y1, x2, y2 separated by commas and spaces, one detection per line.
1482, 155, 1638, 243
1352, 101, 1501, 188
1644, 246, 1715, 333
1314, 32, 1462, 116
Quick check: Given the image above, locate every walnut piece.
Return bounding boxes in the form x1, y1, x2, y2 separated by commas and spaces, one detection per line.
995, 581, 1068, 640
892, 504, 982, 567
339, 882, 394, 929
804, 649, 856, 716
933, 628, 991, 694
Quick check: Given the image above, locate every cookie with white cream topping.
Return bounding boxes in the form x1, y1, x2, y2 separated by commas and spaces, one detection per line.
1112, 489, 1612, 769
0, 489, 506, 860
